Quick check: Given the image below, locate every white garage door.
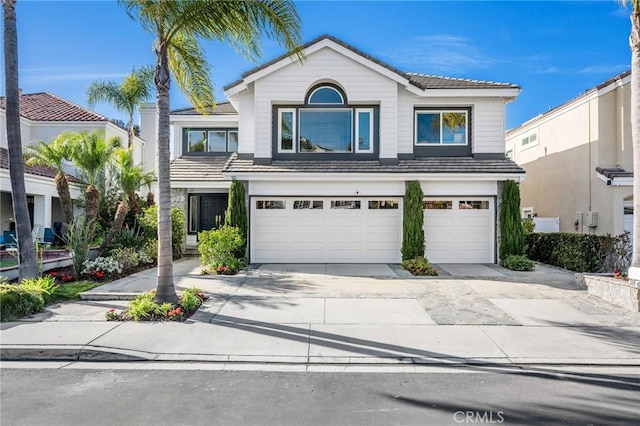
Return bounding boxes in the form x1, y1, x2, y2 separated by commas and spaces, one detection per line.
251, 198, 402, 263
423, 198, 494, 263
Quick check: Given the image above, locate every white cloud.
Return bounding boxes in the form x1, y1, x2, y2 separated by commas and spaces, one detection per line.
578, 64, 629, 74
19, 66, 128, 84
383, 34, 500, 73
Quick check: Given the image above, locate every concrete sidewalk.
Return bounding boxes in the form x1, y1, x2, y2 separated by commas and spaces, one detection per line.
1, 258, 639, 366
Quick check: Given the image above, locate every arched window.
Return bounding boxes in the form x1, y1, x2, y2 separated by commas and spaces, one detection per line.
276, 83, 375, 155
306, 85, 345, 105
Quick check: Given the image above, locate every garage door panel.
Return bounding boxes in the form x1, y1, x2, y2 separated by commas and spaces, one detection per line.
251, 197, 401, 263
424, 197, 494, 264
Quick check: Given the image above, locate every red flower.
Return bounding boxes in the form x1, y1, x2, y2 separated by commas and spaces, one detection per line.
176, 307, 183, 314
49, 272, 58, 277
107, 309, 116, 313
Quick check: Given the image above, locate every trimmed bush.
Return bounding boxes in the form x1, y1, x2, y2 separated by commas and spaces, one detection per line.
225, 180, 247, 257
138, 205, 186, 257
526, 232, 605, 272
198, 226, 245, 274
500, 180, 525, 259
0, 276, 59, 321
502, 255, 535, 271
402, 181, 425, 261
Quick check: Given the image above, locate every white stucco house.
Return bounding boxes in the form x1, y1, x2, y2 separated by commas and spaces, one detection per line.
0, 92, 147, 239
505, 70, 632, 237
145, 35, 524, 264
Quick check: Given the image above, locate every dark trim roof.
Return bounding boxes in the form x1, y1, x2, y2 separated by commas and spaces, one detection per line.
224, 34, 519, 92
223, 156, 525, 175
170, 154, 235, 181
596, 166, 633, 179
507, 70, 631, 134
171, 102, 237, 116
0, 147, 81, 183
0, 92, 108, 122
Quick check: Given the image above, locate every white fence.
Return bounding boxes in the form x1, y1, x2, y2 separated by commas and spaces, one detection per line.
533, 217, 560, 233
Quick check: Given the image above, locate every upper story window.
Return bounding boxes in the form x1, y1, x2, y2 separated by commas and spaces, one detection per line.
307, 86, 344, 104
415, 110, 468, 146
275, 84, 378, 158
521, 132, 538, 149
184, 128, 238, 154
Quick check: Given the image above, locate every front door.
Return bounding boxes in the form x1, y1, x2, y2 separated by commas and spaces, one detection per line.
199, 195, 228, 231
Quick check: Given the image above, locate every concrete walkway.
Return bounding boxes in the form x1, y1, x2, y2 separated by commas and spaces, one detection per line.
1, 258, 639, 366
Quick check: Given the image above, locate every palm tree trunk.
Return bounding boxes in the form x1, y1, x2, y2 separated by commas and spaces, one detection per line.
631, 6, 640, 279
153, 46, 177, 304
84, 185, 99, 223
100, 199, 129, 251
55, 172, 74, 223
3, 0, 38, 279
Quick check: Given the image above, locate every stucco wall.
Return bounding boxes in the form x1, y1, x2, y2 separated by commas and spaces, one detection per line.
506, 76, 632, 236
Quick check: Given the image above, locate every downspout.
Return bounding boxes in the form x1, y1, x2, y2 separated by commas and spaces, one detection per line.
588, 97, 592, 215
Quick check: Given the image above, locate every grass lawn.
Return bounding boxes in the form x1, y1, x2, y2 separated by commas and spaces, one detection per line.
54, 281, 102, 300
0, 259, 18, 268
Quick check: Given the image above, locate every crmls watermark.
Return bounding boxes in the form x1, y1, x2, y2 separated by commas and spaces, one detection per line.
453, 411, 505, 423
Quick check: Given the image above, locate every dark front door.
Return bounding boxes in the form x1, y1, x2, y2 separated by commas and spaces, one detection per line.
199, 195, 228, 231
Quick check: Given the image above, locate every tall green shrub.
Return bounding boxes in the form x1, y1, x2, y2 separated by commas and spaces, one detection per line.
225, 180, 247, 256
500, 180, 525, 260
402, 181, 425, 260
198, 226, 244, 274
138, 205, 185, 257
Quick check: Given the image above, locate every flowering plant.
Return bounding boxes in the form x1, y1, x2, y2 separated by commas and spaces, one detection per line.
105, 308, 120, 321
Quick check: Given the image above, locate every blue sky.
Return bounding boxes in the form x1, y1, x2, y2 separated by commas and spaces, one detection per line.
3, 0, 632, 129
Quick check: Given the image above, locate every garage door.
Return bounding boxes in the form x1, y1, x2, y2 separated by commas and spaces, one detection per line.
251, 198, 402, 263
423, 198, 494, 263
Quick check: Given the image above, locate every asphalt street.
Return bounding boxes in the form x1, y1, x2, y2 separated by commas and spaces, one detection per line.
1, 365, 639, 425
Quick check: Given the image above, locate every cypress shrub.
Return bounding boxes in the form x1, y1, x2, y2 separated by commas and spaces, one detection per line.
499, 180, 525, 260
225, 180, 248, 257
401, 180, 425, 260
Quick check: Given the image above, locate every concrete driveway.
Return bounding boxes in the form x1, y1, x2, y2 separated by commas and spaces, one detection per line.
4, 257, 640, 365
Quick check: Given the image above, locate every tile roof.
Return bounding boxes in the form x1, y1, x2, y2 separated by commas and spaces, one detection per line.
170, 154, 235, 181
0, 92, 107, 122
224, 34, 519, 92
171, 102, 237, 115
407, 73, 519, 90
0, 147, 81, 183
223, 157, 525, 175
596, 166, 633, 179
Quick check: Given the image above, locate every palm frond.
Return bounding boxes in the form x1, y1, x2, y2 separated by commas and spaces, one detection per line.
168, 33, 215, 114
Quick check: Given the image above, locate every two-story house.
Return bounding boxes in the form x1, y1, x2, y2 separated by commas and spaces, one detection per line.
0, 92, 147, 238
505, 70, 632, 236
155, 35, 524, 264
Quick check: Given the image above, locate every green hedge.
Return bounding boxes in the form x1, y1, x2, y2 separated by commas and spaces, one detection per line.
525, 233, 604, 272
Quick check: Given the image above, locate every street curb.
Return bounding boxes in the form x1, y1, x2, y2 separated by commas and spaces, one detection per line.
2, 345, 639, 367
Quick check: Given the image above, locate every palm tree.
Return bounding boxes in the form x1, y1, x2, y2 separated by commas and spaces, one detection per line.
68, 130, 121, 224
3, 0, 38, 279
120, 0, 303, 303
620, 0, 640, 279
24, 134, 75, 224
100, 147, 154, 250
86, 66, 154, 149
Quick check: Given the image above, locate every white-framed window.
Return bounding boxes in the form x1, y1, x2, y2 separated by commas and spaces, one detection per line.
522, 207, 534, 219
278, 109, 296, 153
521, 132, 538, 149
256, 200, 286, 209
355, 108, 374, 153
415, 110, 468, 146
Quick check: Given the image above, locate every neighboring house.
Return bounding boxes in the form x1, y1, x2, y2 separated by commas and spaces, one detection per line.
505, 70, 632, 236
144, 35, 524, 263
0, 92, 148, 238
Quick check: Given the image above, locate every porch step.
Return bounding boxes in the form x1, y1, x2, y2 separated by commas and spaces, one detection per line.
184, 247, 199, 256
